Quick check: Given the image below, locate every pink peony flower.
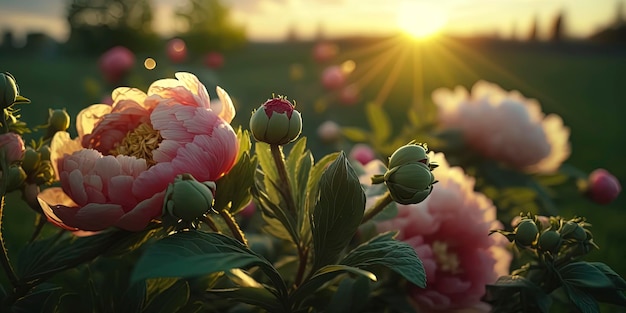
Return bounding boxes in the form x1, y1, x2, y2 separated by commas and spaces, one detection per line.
0, 132, 25, 164
433, 81, 570, 173
586, 168, 621, 205
167, 38, 187, 63
204, 51, 224, 69
317, 120, 341, 144
349, 144, 376, 166
374, 152, 511, 312
338, 84, 360, 106
321, 65, 346, 90
39, 72, 239, 232
99, 46, 135, 84
312, 42, 339, 63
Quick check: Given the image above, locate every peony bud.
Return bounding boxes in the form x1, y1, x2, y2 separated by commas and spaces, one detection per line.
383, 162, 435, 205
21, 147, 40, 174
0, 72, 18, 108
388, 142, 429, 169
0, 132, 25, 164
249, 96, 302, 145
47, 109, 71, 133
99, 46, 135, 84
586, 168, 621, 205
38, 145, 51, 161
6, 165, 26, 191
514, 219, 539, 247
204, 51, 224, 69
317, 120, 341, 144
167, 38, 187, 64
321, 66, 345, 90
163, 173, 216, 223
349, 144, 376, 165
538, 230, 561, 253
560, 221, 587, 241
312, 42, 338, 63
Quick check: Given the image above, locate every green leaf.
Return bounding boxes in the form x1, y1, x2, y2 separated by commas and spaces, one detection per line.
311, 152, 366, 271
208, 287, 286, 313
340, 231, 426, 288
562, 283, 600, 313
142, 280, 190, 313
366, 102, 392, 143
12, 283, 61, 313
587, 262, 626, 289
235, 127, 252, 163
130, 231, 287, 298
326, 276, 371, 313
255, 142, 279, 185
214, 152, 258, 214
291, 265, 376, 309
559, 262, 615, 290
341, 127, 369, 143
254, 183, 299, 243
484, 275, 552, 313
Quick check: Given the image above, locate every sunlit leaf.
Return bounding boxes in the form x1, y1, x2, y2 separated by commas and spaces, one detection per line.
341, 127, 369, 143
366, 102, 391, 143
214, 152, 257, 214
209, 287, 286, 312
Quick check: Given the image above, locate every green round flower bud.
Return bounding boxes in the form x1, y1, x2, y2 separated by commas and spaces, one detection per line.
38, 145, 51, 161
21, 147, 40, 174
514, 219, 539, 247
538, 230, 562, 253
6, 165, 26, 192
384, 162, 435, 205
47, 109, 71, 133
164, 173, 216, 223
249, 97, 302, 145
0, 72, 18, 109
561, 221, 587, 241
388, 143, 429, 169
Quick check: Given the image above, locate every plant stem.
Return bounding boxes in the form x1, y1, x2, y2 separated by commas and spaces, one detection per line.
361, 191, 393, 224
293, 247, 308, 287
201, 215, 220, 233
219, 210, 247, 246
270, 144, 298, 217
0, 149, 18, 287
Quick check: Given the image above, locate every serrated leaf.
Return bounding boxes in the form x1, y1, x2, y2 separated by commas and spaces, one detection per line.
341, 127, 369, 143
303, 152, 339, 244
311, 152, 366, 271
214, 152, 258, 214
559, 262, 615, 290
253, 184, 299, 243
255, 142, 279, 184
340, 232, 425, 287
208, 287, 286, 313
291, 265, 375, 309
366, 102, 391, 143
130, 231, 287, 298
235, 127, 252, 162
562, 283, 600, 313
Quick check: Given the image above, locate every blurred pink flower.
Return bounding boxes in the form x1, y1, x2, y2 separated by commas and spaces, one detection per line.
433, 81, 570, 173
321, 65, 346, 90
338, 84, 360, 106
312, 42, 338, 63
0, 132, 25, 164
99, 46, 135, 84
204, 51, 224, 69
349, 144, 376, 165
317, 120, 341, 143
376, 152, 511, 312
586, 168, 621, 205
167, 38, 187, 63
239, 200, 256, 218
39, 72, 239, 232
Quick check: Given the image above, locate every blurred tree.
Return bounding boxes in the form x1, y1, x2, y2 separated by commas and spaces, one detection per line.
175, 0, 246, 53
550, 11, 565, 42
528, 15, 538, 41
65, 0, 159, 54
0, 30, 15, 51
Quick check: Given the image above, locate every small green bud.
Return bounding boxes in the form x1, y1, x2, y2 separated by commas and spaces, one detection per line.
561, 221, 587, 241
388, 142, 429, 169
6, 165, 26, 192
164, 173, 216, 223
538, 230, 562, 253
384, 162, 435, 205
514, 219, 539, 247
21, 147, 40, 174
0, 72, 18, 109
249, 96, 302, 145
47, 109, 71, 133
38, 145, 51, 161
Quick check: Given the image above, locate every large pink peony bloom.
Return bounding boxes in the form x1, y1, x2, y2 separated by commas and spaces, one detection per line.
374, 152, 511, 312
39, 72, 239, 232
433, 81, 570, 173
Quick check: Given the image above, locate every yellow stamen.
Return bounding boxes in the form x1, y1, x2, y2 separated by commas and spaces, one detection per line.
432, 241, 462, 274
111, 123, 162, 166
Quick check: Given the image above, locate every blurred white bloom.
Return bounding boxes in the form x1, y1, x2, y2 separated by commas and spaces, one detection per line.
433, 81, 570, 173
317, 120, 342, 143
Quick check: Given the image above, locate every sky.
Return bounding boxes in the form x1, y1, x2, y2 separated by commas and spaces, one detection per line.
0, 0, 622, 43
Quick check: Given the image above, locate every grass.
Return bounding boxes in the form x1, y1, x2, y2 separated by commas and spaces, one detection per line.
1, 36, 625, 310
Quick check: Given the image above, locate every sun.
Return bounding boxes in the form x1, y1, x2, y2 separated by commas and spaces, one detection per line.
396, 2, 447, 39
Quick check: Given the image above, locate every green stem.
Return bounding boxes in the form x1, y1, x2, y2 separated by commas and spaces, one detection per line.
219, 210, 247, 246
201, 215, 220, 233
270, 144, 298, 217
293, 247, 308, 287
361, 191, 393, 224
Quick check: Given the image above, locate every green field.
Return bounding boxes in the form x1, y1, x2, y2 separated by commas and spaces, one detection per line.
1, 36, 625, 310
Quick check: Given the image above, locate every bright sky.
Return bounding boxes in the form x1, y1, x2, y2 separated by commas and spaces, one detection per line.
0, 0, 621, 42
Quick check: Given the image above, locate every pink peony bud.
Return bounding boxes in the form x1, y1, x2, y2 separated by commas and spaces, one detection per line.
312, 42, 338, 63
349, 144, 376, 165
0, 132, 25, 164
204, 52, 224, 69
339, 84, 360, 106
317, 120, 341, 144
167, 38, 187, 63
321, 66, 345, 90
586, 168, 621, 205
99, 46, 135, 84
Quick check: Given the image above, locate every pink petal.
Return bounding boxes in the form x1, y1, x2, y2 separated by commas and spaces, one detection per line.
215, 86, 235, 123
71, 203, 126, 231
133, 162, 177, 200
115, 191, 166, 231
38, 198, 79, 231
108, 175, 139, 211
50, 132, 83, 180
76, 104, 112, 139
